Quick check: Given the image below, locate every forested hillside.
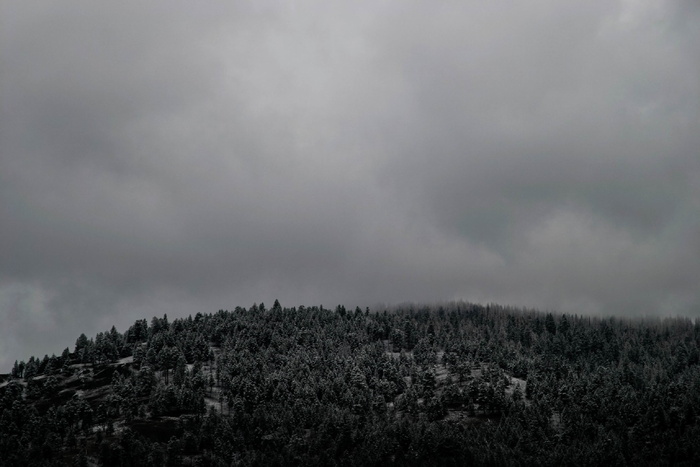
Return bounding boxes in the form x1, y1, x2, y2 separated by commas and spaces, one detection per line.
2, 301, 699, 466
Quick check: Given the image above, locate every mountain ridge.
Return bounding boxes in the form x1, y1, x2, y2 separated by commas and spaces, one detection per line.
2, 301, 699, 465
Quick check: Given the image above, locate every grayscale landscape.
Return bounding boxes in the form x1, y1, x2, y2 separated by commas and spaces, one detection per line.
1, 1, 698, 465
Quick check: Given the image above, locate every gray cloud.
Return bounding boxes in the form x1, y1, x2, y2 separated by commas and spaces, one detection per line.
1, 0, 698, 369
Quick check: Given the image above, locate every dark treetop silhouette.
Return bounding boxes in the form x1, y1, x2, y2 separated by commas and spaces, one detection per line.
2, 301, 699, 466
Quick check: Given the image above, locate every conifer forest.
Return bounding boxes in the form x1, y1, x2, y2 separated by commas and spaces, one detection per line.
2, 301, 700, 466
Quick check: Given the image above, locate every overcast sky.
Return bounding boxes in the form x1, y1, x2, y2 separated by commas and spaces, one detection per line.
1, 0, 699, 370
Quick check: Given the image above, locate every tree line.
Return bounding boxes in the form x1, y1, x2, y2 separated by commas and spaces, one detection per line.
1, 301, 699, 465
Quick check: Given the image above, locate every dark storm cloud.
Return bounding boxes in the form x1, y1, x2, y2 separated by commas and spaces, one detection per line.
369, 0, 700, 312
1, 0, 698, 369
